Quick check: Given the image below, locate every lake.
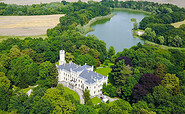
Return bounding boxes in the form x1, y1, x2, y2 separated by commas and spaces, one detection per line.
86, 11, 146, 52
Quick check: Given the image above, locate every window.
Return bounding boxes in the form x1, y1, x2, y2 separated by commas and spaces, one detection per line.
81, 81, 82, 83
94, 86, 96, 89
94, 91, 95, 94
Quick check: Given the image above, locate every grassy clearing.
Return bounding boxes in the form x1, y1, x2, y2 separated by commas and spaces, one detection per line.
92, 97, 102, 105
145, 40, 185, 51
82, 14, 115, 34
96, 67, 112, 76
171, 20, 185, 28
111, 8, 151, 15
99, 63, 114, 67
64, 87, 80, 102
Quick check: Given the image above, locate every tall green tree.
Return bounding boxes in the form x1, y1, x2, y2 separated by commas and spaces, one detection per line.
108, 46, 115, 58
110, 59, 132, 86
83, 89, 93, 105
162, 73, 180, 95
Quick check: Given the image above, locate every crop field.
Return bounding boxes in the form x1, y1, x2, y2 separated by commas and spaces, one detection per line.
0, 14, 64, 36
0, 0, 185, 7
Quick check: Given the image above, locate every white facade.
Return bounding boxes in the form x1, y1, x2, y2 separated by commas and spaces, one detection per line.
57, 50, 108, 96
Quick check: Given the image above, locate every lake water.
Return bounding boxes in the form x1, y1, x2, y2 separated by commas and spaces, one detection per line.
86, 11, 146, 52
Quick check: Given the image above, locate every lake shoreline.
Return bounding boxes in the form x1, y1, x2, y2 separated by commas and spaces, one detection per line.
82, 14, 115, 35
86, 10, 146, 52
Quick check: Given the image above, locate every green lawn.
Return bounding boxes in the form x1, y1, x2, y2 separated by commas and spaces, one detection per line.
92, 97, 102, 105
64, 87, 80, 102
96, 67, 112, 76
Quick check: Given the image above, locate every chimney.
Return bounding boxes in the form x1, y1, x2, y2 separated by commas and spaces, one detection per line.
91, 75, 93, 79
85, 63, 87, 65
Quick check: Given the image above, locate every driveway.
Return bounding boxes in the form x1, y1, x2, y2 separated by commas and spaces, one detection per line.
59, 81, 84, 104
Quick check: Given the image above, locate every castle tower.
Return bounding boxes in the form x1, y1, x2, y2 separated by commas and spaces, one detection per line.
59, 50, 66, 65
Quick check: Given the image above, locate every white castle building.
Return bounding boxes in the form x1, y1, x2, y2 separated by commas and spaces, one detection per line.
57, 50, 108, 96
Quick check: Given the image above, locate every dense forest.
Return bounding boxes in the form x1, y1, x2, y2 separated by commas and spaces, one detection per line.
1, 0, 185, 114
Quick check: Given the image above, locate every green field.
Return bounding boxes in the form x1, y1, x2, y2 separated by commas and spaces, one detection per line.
92, 97, 102, 105
145, 40, 185, 51
96, 67, 112, 76
64, 87, 80, 102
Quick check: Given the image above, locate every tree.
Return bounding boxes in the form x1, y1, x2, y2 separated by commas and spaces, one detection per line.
7, 55, 35, 88
131, 73, 161, 103
8, 92, 28, 113
79, 45, 90, 55
0, 72, 10, 90
43, 88, 76, 113
108, 100, 132, 114
132, 100, 153, 113
172, 35, 183, 47
108, 46, 115, 58
122, 77, 137, 101
158, 36, 164, 44
133, 22, 138, 30
9, 45, 22, 59
65, 52, 75, 63
38, 61, 56, 87
161, 73, 180, 95
142, 28, 156, 42
110, 59, 132, 86
49, 64, 58, 87
102, 83, 117, 97
75, 105, 97, 114
0, 87, 10, 111
0, 54, 11, 68
154, 63, 167, 78
115, 56, 133, 66
83, 89, 93, 105
31, 98, 54, 114
152, 85, 173, 108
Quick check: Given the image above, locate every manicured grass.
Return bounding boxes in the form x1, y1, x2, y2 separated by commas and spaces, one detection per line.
92, 97, 102, 105
64, 87, 80, 102
22, 85, 37, 93
96, 67, 112, 76
171, 20, 185, 28
23, 88, 30, 93
99, 62, 114, 67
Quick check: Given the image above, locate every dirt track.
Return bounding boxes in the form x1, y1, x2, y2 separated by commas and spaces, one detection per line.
0, 0, 185, 7
0, 14, 64, 36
